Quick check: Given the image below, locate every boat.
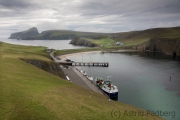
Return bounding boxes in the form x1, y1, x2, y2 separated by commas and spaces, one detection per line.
95, 76, 118, 99
86, 75, 93, 81
79, 54, 87, 76
80, 70, 87, 76
86, 55, 93, 81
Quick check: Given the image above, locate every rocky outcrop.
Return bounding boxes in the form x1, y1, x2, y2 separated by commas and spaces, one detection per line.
133, 38, 180, 56
70, 37, 97, 47
21, 59, 66, 79
9, 27, 39, 40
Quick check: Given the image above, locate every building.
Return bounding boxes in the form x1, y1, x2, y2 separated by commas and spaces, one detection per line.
116, 42, 124, 46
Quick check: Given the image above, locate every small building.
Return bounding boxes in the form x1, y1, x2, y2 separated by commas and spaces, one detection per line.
116, 42, 124, 46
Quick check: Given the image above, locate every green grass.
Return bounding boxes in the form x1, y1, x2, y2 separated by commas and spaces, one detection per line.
113, 26, 180, 46
120, 38, 150, 46
85, 38, 115, 47
39, 30, 107, 38
0, 41, 163, 120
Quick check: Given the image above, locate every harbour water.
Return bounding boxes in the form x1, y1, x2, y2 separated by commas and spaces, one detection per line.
68, 52, 180, 120
1, 38, 180, 120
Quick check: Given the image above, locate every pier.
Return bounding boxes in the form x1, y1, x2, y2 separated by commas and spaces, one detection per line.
59, 62, 109, 67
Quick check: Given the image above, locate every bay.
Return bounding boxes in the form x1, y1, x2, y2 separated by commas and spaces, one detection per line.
68, 52, 180, 120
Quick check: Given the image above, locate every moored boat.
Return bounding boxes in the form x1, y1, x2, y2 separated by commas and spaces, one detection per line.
86, 75, 93, 81
80, 70, 87, 76
95, 76, 118, 99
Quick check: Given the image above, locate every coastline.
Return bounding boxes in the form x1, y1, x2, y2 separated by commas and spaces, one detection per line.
56, 51, 101, 60
56, 49, 139, 60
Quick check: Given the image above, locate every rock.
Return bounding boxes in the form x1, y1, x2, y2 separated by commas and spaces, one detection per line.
70, 37, 97, 47
133, 38, 180, 56
21, 59, 66, 79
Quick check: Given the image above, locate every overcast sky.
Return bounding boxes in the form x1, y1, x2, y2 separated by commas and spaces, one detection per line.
0, 0, 180, 37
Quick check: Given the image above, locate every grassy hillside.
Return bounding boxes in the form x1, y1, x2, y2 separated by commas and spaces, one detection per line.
0, 41, 163, 120
42, 30, 107, 37
85, 38, 115, 47
111, 26, 180, 46
33, 30, 108, 40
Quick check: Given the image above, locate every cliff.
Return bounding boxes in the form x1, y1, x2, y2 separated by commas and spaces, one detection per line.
9, 27, 39, 39
133, 38, 180, 56
70, 37, 97, 47
21, 59, 66, 79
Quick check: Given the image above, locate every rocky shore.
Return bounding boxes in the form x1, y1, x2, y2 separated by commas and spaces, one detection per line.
133, 38, 180, 57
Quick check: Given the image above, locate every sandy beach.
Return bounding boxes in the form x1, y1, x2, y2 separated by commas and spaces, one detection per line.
56, 49, 139, 60
56, 51, 101, 60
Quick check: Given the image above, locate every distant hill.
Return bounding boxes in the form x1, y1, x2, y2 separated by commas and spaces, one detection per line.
110, 26, 180, 56
111, 26, 180, 46
9, 28, 108, 40
9, 27, 39, 40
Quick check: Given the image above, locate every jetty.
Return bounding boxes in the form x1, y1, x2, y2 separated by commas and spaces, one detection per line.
59, 62, 109, 67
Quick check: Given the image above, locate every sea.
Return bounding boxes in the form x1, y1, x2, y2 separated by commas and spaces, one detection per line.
1, 38, 180, 120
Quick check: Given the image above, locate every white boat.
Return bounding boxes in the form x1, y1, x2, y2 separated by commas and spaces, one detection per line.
80, 70, 87, 76
86, 55, 93, 81
95, 76, 118, 99
86, 75, 93, 81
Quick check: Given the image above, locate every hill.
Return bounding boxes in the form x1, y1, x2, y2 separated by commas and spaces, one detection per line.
9, 28, 108, 40
111, 26, 180, 46
8, 27, 39, 39
70, 26, 180, 56
0, 41, 163, 120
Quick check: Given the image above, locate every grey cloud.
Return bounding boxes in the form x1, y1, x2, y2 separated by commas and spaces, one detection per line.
0, 0, 180, 37
0, 0, 33, 9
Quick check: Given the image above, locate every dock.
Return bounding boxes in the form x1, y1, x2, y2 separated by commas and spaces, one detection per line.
59, 62, 109, 67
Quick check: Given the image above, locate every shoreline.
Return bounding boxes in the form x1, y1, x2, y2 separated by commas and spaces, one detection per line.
56, 51, 101, 60
56, 49, 139, 60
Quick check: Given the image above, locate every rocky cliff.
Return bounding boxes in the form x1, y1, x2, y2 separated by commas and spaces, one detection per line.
9, 27, 39, 39
70, 37, 97, 47
133, 38, 180, 56
21, 59, 66, 79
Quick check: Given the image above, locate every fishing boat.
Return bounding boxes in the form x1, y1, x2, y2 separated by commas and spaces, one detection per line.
95, 76, 118, 99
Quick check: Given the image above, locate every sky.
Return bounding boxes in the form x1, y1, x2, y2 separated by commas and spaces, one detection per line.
0, 0, 180, 37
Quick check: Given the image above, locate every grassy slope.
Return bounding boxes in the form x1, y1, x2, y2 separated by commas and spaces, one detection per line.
85, 38, 115, 48
0, 42, 163, 120
112, 26, 180, 46
68, 27, 180, 48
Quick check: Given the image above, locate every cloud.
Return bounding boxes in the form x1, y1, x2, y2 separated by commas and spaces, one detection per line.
0, 0, 32, 9
0, 0, 180, 37
74, 26, 115, 33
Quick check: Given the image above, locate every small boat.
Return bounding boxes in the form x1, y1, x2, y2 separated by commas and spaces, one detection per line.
86, 55, 93, 81
80, 70, 87, 76
95, 76, 118, 99
86, 75, 93, 81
